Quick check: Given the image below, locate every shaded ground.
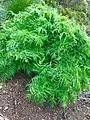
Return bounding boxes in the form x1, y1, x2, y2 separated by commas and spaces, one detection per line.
0, 72, 90, 120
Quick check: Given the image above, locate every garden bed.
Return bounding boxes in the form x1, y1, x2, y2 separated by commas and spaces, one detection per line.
0, 72, 90, 120
0, 2, 90, 120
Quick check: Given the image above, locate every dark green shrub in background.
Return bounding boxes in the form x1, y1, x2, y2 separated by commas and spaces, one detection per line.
0, 0, 41, 14
58, 0, 89, 24
58, 5, 88, 24
44, 0, 56, 7
87, 0, 90, 20
0, 0, 10, 24
8, 0, 30, 13
86, 0, 90, 35
0, 4, 90, 107
43, 0, 89, 24
7, 0, 43, 13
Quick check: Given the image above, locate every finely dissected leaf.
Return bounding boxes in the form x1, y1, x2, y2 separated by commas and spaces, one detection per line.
0, 4, 90, 107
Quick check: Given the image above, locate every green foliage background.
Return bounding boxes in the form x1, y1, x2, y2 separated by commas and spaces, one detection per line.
8, 0, 30, 13
0, 0, 89, 25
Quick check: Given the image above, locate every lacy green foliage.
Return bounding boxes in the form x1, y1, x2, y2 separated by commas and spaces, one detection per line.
44, 0, 56, 6
30, 0, 42, 4
0, 4, 90, 107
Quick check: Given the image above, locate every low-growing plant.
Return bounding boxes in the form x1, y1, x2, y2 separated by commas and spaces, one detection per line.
0, 4, 90, 107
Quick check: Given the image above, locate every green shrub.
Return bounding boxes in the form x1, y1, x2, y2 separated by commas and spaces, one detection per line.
8, 0, 30, 13
7, 0, 42, 13
0, 4, 90, 107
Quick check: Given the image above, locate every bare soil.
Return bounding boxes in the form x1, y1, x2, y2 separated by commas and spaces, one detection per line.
0, 72, 90, 120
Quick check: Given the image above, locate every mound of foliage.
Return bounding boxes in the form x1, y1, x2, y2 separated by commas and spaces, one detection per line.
0, 4, 90, 107
44, 0, 56, 7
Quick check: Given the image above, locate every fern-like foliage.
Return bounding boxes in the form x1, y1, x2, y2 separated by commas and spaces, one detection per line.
0, 4, 90, 107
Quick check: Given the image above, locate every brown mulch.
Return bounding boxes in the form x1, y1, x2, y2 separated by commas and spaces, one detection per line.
0, 72, 90, 120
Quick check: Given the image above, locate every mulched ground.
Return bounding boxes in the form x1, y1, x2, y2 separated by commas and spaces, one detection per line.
0, 72, 90, 120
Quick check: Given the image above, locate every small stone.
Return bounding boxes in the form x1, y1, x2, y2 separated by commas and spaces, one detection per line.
5, 118, 9, 120
0, 116, 4, 120
86, 107, 89, 110
0, 83, 2, 89
38, 107, 41, 111
83, 105, 86, 107
4, 106, 8, 111
84, 112, 86, 115
3, 91, 6, 94
0, 106, 2, 110
77, 108, 80, 111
